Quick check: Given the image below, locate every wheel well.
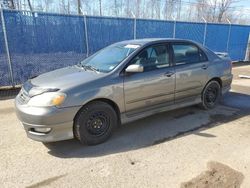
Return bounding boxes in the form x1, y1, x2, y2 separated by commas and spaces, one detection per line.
202, 77, 222, 96
74, 98, 121, 125
208, 77, 222, 87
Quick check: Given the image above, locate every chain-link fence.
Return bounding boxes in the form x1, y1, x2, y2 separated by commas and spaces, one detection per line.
0, 9, 250, 87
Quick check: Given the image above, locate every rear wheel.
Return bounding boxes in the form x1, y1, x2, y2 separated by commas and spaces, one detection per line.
200, 80, 221, 110
74, 101, 117, 145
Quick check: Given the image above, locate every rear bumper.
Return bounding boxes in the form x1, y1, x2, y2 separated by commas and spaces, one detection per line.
222, 85, 231, 95
15, 98, 80, 142
221, 73, 233, 94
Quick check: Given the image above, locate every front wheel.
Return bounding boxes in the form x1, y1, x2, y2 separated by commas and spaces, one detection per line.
200, 80, 221, 110
74, 101, 118, 145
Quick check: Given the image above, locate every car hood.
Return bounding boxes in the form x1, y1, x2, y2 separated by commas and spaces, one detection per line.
29, 66, 104, 90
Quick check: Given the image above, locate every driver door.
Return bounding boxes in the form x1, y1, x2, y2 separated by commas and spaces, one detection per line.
123, 44, 175, 114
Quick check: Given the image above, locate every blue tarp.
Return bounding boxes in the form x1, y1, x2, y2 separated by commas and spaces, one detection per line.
136, 19, 174, 38
0, 15, 11, 86
3, 11, 87, 85
176, 21, 205, 44
87, 16, 134, 53
1, 9, 250, 86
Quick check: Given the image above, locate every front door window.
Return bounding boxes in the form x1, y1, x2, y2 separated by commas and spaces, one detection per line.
130, 44, 170, 71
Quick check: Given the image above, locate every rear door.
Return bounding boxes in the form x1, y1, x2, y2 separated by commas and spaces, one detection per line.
170, 42, 209, 102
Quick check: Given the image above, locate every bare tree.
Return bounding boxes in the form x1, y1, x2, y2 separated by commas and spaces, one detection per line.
59, 0, 68, 13
148, 0, 155, 18
82, 0, 92, 15
99, 0, 102, 16
135, 0, 142, 18
196, 0, 206, 19
196, 0, 241, 23
163, 0, 179, 20
125, 0, 130, 17
27, 0, 32, 11
16, 0, 20, 9
114, 0, 118, 16
67, 0, 70, 14
148, 0, 161, 19
2, 0, 15, 9
1, 0, 247, 25
77, 0, 81, 14
163, 0, 170, 19
217, 0, 239, 22
9, 0, 15, 9
155, 0, 161, 19
210, 0, 218, 22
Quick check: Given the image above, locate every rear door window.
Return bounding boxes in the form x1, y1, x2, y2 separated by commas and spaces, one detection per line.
172, 43, 207, 65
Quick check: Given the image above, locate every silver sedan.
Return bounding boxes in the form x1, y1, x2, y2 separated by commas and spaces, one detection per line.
15, 38, 233, 145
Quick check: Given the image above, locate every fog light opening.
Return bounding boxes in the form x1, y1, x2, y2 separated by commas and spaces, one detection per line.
32, 127, 52, 134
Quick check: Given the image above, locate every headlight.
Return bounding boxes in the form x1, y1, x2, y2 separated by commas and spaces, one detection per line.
27, 92, 66, 107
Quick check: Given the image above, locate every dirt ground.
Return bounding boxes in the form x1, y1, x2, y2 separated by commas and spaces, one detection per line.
0, 65, 250, 188
181, 161, 244, 188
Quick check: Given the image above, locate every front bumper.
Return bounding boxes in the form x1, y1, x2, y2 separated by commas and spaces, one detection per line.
15, 98, 81, 142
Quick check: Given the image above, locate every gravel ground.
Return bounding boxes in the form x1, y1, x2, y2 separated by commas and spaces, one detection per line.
0, 65, 250, 188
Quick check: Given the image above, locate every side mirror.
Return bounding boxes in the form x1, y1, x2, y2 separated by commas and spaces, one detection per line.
125, 64, 144, 73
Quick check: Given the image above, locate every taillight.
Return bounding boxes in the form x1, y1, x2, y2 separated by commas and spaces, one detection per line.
229, 61, 233, 72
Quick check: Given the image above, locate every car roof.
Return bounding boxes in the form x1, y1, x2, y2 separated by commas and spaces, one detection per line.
115, 38, 198, 46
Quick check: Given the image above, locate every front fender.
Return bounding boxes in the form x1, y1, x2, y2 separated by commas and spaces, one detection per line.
60, 79, 125, 114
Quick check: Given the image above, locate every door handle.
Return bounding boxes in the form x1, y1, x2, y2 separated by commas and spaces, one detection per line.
201, 64, 208, 70
164, 71, 175, 77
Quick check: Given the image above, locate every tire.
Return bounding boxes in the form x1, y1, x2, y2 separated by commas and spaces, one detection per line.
200, 80, 221, 110
74, 101, 118, 145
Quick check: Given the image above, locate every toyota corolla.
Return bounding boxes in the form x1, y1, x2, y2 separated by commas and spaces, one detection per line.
15, 38, 233, 145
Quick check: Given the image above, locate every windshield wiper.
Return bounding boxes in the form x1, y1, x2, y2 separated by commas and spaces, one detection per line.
78, 64, 100, 73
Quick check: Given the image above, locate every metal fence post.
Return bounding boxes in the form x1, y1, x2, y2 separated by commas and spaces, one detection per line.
83, 14, 89, 57
171, 16, 176, 38
202, 17, 207, 46
134, 17, 137, 39
1, 9, 15, 87
244, 32, 250, 61
131, 12, 136, 39
226, 19, 231, 53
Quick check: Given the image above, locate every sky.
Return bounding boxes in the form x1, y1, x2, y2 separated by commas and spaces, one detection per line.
3, 0, 250, 24
237, 0, 250, 6
189, 0, 250, 8
188, 0, 250, 21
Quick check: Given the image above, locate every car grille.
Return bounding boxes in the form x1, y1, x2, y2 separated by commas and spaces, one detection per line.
17, 89, 30, 105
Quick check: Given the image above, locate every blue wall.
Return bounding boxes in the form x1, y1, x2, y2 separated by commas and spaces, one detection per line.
1, 9, 250, 86
136, 19, 174, 38
87, 16, 134, 54
0, 16, 11, 86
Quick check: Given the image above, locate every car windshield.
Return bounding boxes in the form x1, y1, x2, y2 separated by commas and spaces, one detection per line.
78, 44, 140, 73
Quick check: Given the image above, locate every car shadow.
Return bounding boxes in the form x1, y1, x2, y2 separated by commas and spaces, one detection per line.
0, 88, 20, 100
44, 91, 250, 158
